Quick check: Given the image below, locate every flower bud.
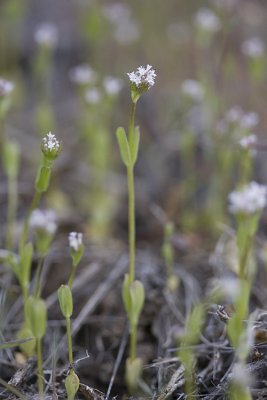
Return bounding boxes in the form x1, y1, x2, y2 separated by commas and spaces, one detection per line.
26, 296, 47, 339
65, 369, 79, 400
58, 285, 73, 318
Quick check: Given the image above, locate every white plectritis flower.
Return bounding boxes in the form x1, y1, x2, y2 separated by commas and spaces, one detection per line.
69, 232, 83, 252
42, 132, 60, 152
127, 65, 156, 91
181, 79, 205, 102
241, 37, 265, 58
30, 209, 57, 235
69, 64, 97, 85
34, 22, 58, 48
0, 78, 14, 97
218, 106, 259, 135
41, 132, 61, 160
85, 88, 102, 104
239, 134, 257, 150
103, 76, 123, 96
229, 182, 267, 214
195, 8, 221, 32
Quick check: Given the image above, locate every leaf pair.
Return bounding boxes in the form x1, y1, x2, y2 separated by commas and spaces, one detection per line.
116, 126, 140, 168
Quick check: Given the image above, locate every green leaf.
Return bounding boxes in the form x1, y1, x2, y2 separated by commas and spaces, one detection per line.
65, 369, 80, 400
129, 126, 140, 166
116, 127, 130, 167
0, 337, 33, 351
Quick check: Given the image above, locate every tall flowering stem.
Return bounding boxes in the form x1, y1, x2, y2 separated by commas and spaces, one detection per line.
116, 65, 156, 392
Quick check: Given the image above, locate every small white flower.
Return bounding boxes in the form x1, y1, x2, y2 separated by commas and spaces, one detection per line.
84, 88, 102, 104
181, 79, 205, 101
0, 78, 14, 97
127, 64, 156, 90
34, 22, 58, 48
240, 112, 259, 130
103, 76, 123, 95
69, 64, 97, 85
42, 131, 60, 152
225, 106, 243, 124
114, 19, 140, 44
102, 3, 131, 23
195, 8, 221, 32
241, 37, 265, 58
69, 232, 83, 252
229, 182, 267, 214
239, 134, 257, 149
30, 209, 57, 235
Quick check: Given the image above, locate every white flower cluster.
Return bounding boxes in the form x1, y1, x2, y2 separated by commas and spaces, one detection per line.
229, 182, 267, 214
181, 79, 205, 102
127, 65, 156, 90
42, 132, 60, 152
85, 88, 102, 104
30, 209, 57, 235
69, 232, 83, 252
195, 8, 221, 32
34, 22, 58, 48
0, 78, 14, 97
241, 37, 265, 58
69, 64, 97, 85
217, 106, 259, 135
239, 134, 257, 150
103, 76, 123, 96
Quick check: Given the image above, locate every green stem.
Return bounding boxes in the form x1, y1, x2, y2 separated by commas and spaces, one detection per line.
127, 166, 135, 284
34, 257, 45, 298
128, 102, 136, 145
36, 338, 44, 399
130, 323, 137, 362
19, 190, 42, 254
68, 263, 77, 290
66, 316, 73, 365
5, 176, 18, 251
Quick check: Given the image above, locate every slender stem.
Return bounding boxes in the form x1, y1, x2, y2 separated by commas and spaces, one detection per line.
34, 257, 45, 298
66, 316, 73, 365
127, 166, 135, 284
20, 190, 42, 254
130, 323, 137, 362
5, 176, 18, 251
68, 263, 77, 290
22, 285, 28, 318
36, 338, 44, 399
128, 102, 136, 145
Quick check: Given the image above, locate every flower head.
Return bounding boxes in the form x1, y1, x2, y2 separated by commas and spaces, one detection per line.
0, 78, 14, 97
84, 88, 102, 104
241, 37, 265, 58
228, 182, 267, 214
69, 64, 97, 85
69, 232, 83, 252
103, 76, 123, 96
195, 8, 221, 32
181, 79, 205, 102
34, 22, 58, 48
127, 65, 156, 101
41, 132, 61, 161
239, 134, 257, 150
30, 209, 57, 235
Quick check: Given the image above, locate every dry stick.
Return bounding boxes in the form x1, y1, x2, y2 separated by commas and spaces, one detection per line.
105, 324, 129, 400
0, 377, 26, 400
43, 255, 127, 368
